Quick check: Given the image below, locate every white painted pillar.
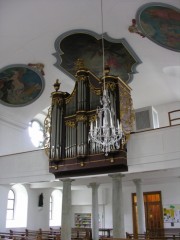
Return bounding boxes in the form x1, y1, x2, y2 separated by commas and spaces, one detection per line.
88, 182, 99, 240
109, 173, 125, 238
61, 178, 73, 240
133, 179, 146, 233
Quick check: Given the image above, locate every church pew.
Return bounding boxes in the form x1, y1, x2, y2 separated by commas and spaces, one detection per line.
71, 228, 92, 240
5, 227, 93, 240
99, 228, 113, 237
8, 229, 58, 240
102, 237, 180, 240
126, 232, 180, 240
100, 238, 130, 240
50, 227, 92, 240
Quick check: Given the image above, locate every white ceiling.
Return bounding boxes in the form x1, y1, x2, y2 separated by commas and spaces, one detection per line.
0, 0, 180, 187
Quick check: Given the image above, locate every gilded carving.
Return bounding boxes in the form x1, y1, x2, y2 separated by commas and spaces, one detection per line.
105, 82, 116, 91
80, 162, 84, 167
76, 114, 87, 122
65, 120, 76, 128
52, 97, 63, 105
28, 63, 45, 76
89, 83, 102, 96
50, 165, 58, 170
110, 158, 114, 163
66, 88, 76, 104
74, 59, 87, 71
44, 106, 51, 156
77, 75, 87, 81
119, 83, 135, 135
89, 115, 97, 122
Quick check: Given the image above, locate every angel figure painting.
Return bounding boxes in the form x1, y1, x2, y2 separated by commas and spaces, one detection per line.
0, 65, 44, 107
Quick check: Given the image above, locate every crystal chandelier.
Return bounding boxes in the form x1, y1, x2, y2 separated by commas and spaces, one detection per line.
89, 88, 123, 156
88, 0, 124, 156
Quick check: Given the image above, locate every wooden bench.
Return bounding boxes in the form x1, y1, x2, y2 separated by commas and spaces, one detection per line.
2, 227, 92, 240
99, 228, 113, 238
100, 238, 130, 240
126, 232, 180, 240
50, 227, 92, 240
8, 229, 59, 240
71, 227, 92, 240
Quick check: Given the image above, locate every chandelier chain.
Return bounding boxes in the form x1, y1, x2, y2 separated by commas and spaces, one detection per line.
101, 0, 105, 83
88, 0, 124, 156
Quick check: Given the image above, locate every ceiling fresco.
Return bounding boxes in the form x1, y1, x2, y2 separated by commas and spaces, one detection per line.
0, 64, 45, 107
53, 30, 141, 84
136, 3, 180, 52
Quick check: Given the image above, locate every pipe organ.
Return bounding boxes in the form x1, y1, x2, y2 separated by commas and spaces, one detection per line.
44, 60, 134, 178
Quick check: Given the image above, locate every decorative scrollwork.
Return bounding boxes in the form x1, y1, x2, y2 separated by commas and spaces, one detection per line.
105, 82, 116, 91
89, 83, 102, 95
89, 115, 97, 122
65, 120, 76, 128
44, 106, 51, 157
76, 114, 87, 122
65, 88, 76, 104
74, 58, 87, 71
119, 83, 135, 135
52, 97, 63, 105
77, 75, 87, 81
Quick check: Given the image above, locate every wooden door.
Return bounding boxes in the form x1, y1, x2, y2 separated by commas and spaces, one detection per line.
132, 191, 164, 235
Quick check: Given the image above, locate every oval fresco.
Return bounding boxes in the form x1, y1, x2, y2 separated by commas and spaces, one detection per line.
136, 3, 180, 52
0, 64, 45, 107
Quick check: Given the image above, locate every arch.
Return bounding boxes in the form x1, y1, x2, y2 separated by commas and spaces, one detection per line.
6, 184, 28, 228
49, 189, 62, 227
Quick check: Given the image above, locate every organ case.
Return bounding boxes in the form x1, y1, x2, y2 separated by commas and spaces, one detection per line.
44, 62, 134, 178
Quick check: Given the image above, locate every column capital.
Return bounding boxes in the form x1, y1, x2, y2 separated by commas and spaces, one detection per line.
88, 182, 100, 189
108, 173, 125, 180
60, 178, 75, 183
133, 179, 142, 185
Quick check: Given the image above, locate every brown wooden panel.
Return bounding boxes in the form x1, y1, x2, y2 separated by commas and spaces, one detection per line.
50, 150, 128, 178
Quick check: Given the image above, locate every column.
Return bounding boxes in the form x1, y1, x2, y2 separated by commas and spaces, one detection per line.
61, 178, 74, 240
88, 182, 99, 240
133, 179, 146, 233
109, 173, 125, 238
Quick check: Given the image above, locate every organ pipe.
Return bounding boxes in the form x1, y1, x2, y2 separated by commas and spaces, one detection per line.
48, 80, 69, 160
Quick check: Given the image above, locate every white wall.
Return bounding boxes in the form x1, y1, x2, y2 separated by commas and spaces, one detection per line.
0, 121, 35, 156
26, 187, 52, 230
72, 188, 107, 205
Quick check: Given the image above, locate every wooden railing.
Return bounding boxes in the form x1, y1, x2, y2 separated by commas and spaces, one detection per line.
168, 109, 180, 126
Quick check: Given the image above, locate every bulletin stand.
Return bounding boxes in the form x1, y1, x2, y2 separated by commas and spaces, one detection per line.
74, 213, 91, 228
